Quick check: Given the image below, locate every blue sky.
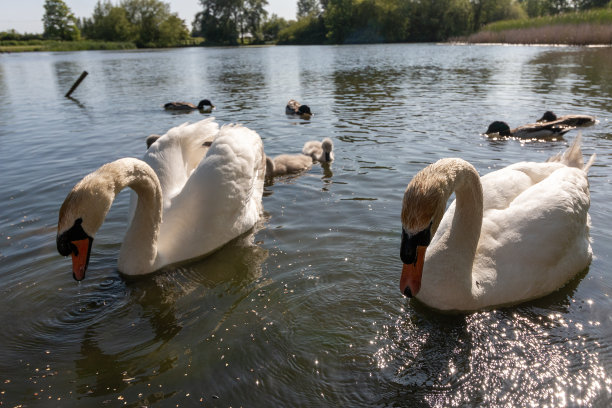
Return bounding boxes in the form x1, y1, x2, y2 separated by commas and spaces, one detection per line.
0, 0, 297, 33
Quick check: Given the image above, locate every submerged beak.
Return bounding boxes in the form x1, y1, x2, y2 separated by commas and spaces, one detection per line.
70, 238, 92, 281
400, 246, 426, 297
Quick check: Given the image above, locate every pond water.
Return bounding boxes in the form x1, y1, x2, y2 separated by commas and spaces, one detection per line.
0, 44, 611, 407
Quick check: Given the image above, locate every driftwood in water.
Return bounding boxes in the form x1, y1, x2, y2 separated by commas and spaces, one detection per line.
65, 71, 88, 98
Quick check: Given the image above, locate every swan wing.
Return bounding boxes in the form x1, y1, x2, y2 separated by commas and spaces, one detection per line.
155, 123, 265, 266
474, 162, 591, 305
142, 118, 219, 208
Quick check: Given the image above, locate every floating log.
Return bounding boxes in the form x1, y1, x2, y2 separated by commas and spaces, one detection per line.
65, 71, 88, 98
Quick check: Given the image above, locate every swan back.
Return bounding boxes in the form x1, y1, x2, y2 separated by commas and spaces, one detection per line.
143, 118, 219, 208
155, 123, 265, 266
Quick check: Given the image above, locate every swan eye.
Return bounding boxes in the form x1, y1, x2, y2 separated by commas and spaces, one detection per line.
400, 223, 432, 265
57, 218, 91, 256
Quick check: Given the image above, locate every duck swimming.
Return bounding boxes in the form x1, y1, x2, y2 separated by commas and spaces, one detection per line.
537, 111, 596, 127
164, 99, 215, 112
286, 99, 313, 118
399, 135, 594, 311
57, 118, 265, 280
302, 138, 334, 162
485, 120, 573, 139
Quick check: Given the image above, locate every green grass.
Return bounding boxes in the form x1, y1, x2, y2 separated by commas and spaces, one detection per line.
0, 40, 137, 52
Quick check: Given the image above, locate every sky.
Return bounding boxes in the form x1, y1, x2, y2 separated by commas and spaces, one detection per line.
0, 0, 297, 33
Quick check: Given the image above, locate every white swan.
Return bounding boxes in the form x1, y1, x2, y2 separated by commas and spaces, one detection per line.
302, 138, 334, 162
57, 118, 265, 280
265, 153, 313, 178
400, 135, 594, 311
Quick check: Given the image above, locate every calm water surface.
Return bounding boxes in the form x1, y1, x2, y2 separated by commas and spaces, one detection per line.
1, 44, 611, 407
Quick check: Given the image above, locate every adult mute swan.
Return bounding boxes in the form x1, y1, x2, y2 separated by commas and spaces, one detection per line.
537, 111, 597, 127
302, 138, 334, 162
57, 118, 265, 280
399, 135, 595, 312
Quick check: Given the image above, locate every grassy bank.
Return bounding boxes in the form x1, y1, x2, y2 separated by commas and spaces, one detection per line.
0, 40, 137, 53
460, 8, 612, 45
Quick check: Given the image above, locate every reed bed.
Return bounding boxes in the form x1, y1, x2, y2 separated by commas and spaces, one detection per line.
458, 9, 612, 45
463, 23, 612, 45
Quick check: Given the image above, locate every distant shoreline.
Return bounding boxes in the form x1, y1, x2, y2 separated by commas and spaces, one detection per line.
3, 25, 611, 54
454, 22, 612, 46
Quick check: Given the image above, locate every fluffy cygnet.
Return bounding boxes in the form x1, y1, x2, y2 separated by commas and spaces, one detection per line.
265, 153, 313, 178
302, 138, 334, 162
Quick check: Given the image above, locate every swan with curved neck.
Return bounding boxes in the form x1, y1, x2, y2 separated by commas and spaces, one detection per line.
57, 118, 265, 280
400, 135, 594, 311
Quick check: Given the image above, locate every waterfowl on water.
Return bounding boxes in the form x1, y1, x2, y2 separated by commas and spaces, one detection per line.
286, 99, 313, 117
164, 99, 215, 112
57, 118, 265, 280
399, 135, 594, 312
302, 138, 334, 162
145, 134, 161, 149
485, 120, 574, 139
537, 111, 597, 127
265, 154, 313, 179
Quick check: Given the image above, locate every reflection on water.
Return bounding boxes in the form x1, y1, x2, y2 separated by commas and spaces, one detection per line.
0, 44, 611, 407
374, 271, 609, 406
529, 48, 612, 110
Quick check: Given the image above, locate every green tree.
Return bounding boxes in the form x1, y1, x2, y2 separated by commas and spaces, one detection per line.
193, 0, 269, 45
442, 0, 473, 37
158, 14, 190, 46
324, 0, 355, 43
120, 0, 188, 47
471, 0, 526, 30
262, 14, 290, 41
242, 0, 269, 43
193, 0, 241, 44
86, 1, 134, 41
277, 14, 325, 43
297, 0, 320, 18
42, 0, 81, 40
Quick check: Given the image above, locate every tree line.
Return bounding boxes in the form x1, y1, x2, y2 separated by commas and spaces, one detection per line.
8, 0, 611, 48
274, 0, 612, 44
38, 0, 191, 47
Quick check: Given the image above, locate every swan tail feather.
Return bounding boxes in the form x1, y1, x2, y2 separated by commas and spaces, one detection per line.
547, 132, 594, 172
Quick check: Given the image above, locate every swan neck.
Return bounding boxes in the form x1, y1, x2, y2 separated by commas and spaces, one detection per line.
451, 165, 483, 250
433, 160, 483, 285
116, 160, 163, 274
